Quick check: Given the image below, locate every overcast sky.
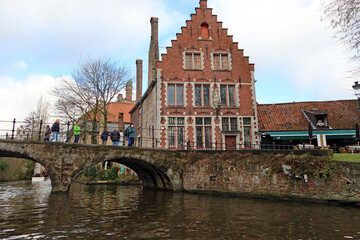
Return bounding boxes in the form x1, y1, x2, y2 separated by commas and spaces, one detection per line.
0, 0, 357, 135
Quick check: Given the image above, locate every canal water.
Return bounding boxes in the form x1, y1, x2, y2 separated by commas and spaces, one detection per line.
0, 180, 360, 240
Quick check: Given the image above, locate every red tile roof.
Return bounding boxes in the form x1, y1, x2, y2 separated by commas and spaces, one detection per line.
258, 100, 360, 131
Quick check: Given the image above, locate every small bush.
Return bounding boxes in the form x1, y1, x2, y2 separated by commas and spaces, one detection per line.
84, 166, 98, 179
98, 169, 106, 180
0, 161, 8, 171
103, 167, 118, 180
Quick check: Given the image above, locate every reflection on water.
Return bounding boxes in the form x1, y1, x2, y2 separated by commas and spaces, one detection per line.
0, 180, 360, 239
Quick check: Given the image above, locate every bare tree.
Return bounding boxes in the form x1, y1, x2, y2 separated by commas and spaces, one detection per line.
24, 96, 51, 140
36, 96, 51, 124
322, 0, 360, 70
52, 57, 129, 144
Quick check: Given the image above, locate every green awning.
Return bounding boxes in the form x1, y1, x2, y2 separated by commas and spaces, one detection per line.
265, 130, 355, 140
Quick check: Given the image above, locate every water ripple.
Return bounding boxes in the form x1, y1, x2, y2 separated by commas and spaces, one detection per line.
0, 181, 360, 239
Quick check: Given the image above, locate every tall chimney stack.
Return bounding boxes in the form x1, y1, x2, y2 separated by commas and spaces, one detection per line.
136, 59, 143, 101
148, 17, 159, 87
126, 80, 133, 101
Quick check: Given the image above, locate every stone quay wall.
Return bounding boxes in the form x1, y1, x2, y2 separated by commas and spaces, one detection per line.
182, 151, 360, 205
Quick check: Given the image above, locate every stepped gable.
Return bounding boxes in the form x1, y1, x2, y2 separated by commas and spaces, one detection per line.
157, 0, 254, 82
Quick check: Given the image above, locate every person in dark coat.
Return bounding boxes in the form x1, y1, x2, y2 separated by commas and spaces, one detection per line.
44, 125, 51, 141
49, 120, 60, 142
110, 129, 120, 146
101, 129, 110, 145
128, 124, 135, 146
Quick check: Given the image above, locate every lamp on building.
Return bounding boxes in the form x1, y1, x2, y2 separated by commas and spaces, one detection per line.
352, 81, 360, 108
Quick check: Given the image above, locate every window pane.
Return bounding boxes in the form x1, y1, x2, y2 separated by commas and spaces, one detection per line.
205, 127, 212, 148
204, 117, 211, 125
194, 53, 201, 69
244, 127, 251, 147
177, 117, 184, 125
228, 85, 235, 106
222, 118, 229, 131
221, 54, 229, 70
213, 54, 220, 69
195, 85, 201, 106
230, 118, 237, 131
203, 85, 210, 105
176, 85, 183, 105
185, 53, 192, 69
177, 127, 184, 149
169, 127, 175, 148
168, 85, 175, 105
196, 127, 203, 148
169, 117, 176, 125
220, 86, 227, 106
196, 117, 203, 125
243, 117, 251, 126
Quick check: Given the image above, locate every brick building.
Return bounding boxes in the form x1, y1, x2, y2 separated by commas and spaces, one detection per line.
131, 0, 259, 149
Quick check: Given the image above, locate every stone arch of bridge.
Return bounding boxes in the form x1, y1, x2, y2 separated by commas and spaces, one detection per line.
0, 149, 54, 184
73, 156, 174, 191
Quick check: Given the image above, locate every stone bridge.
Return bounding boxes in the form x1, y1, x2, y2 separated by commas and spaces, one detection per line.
2, 139, 359, 206
0, 140, 187, 192
0, 140, 325, 193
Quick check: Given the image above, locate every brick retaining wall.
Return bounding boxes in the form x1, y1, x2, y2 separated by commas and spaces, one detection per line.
183, 152, 360, 205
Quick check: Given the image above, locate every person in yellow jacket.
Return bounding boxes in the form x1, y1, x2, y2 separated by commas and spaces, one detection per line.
74, 122, 81, 143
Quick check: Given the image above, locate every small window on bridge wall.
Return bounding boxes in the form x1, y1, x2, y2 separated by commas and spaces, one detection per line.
200, 23, 209, 39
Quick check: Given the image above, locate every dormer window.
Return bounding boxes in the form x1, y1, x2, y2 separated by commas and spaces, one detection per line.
317, 120, 324, 127
302, 109, 330, 129
316, 117, 327, 127
200, 23, 209, 39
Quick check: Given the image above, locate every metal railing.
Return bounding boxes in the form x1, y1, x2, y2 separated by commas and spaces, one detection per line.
0, 118, 71, 142
0, 118, 345, 152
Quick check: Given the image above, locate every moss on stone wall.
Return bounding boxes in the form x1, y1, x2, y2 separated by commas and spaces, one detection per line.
0, 158, 35, 181
185, 151, 339, 181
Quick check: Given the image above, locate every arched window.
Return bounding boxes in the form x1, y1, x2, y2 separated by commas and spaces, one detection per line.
201, 23, 209, 39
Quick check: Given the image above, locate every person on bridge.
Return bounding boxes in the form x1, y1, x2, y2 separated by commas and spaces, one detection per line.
110, 129, 120, 146
44, 125, 51, 141
119, 129, 124, 146
124, 126, 130, 146
49, 120, 60, 142
129, 124, 135, 146
74, 122, 80, 143
101, 129, 110, 145
16, 125, 25, 140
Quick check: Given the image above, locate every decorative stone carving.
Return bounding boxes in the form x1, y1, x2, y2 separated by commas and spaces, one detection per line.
212, 88, 221, 109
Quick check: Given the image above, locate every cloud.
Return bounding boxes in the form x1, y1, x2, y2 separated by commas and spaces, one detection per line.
210, 0, 356, 102
0, 75, 58, 138
0, 0, 357, 113
0, 0, 183, 70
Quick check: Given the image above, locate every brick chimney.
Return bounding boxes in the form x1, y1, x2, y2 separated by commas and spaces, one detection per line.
148, 17, 159, 87
199, 0, 207, 8
118, 113, 124, 131
136, 59, 143, 101
126, 80, 133, 101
